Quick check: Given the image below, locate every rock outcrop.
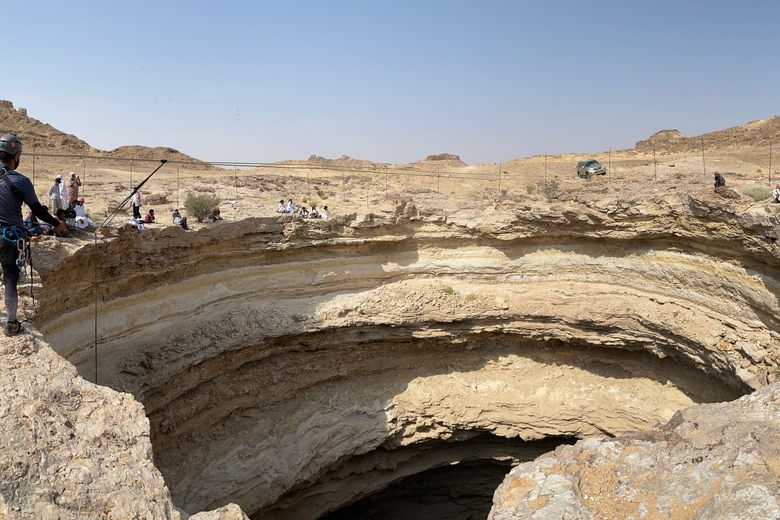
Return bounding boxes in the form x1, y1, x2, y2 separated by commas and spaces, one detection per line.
30, 192, 779, 518
0, 99, 203, 163
636, 116, 780, 152
489, 381, 780, 519
0, 333, 247, 519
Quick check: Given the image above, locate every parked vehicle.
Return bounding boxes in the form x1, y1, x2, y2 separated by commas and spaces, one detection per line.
576, 159, 606, 178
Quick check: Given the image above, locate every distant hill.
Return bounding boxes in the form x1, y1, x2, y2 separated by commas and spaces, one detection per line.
0, 100, 204, 163
636, 117, 780, 152
408, 153, 467, 169
278, 155, 387, 170
0, 100, 95, 154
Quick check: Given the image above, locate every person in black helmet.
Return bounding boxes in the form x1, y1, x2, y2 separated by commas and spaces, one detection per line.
0, 133, 65, 336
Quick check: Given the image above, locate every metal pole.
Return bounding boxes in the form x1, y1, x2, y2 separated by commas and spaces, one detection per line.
608, 148, 612, 176
385, 170, 388, 197
177, 167, 181, 206
130, 160, 134, 187
436, 166, 440, 194
498, 162, 502, 193
652, 143, 657, 181
32, 147, 36, 185
544, 155, 547, 184
365, 175, 369, 210
701, 137, 706, 177
234, 165, 238, 200
770, 143, 773, 186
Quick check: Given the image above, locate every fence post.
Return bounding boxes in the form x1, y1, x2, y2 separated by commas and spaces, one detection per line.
701, 137, 706, 178
652, 143, 657, 181
770, 143, 773, 186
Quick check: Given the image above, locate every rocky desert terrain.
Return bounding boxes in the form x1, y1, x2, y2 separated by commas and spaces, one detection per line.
1, 101, 780, 519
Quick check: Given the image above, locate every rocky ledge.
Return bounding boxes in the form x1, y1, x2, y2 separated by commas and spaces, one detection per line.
489, 381, 780, 519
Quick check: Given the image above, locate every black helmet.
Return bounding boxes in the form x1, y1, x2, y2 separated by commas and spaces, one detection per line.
0, 133, 22, 156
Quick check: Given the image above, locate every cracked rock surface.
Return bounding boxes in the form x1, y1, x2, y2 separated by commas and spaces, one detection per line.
489, 381, 780, 520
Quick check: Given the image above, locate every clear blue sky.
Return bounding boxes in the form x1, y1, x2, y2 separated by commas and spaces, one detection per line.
4, 1, 778, 163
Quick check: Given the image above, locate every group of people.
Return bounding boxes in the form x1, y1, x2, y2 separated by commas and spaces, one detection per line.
128, 191, 223, 232
276, 198, 330, 220
48, 172, 82, 212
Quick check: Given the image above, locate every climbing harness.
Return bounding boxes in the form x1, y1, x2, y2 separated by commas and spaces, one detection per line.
1, 226, 36, 310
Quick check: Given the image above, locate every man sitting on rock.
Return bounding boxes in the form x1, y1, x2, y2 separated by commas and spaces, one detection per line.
143, 208, 156, 224
773, 184, 780, 203
714, 172, 726, 188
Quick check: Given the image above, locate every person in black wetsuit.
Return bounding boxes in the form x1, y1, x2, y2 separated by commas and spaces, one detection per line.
0, 133, 65, 336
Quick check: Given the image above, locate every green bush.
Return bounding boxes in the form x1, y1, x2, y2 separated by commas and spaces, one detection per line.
742, 185, 772, 201
184, 192, 220, 222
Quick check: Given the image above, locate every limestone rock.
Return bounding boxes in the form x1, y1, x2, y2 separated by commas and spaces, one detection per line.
489, 382, 780, 520
189, 503, 250, 520
0, 333, 248, 519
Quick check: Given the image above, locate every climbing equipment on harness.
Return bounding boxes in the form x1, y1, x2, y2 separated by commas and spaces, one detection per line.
2, 226, 26, 270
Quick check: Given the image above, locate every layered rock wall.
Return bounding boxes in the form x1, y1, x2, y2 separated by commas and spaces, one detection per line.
33, 195, 780, 517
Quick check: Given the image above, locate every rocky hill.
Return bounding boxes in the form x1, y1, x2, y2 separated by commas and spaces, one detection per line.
278, 154, 387, 170
636, 116, 780, 152
0, 100, 96, 154
408, 153, 468, 169
0, 100, 204, 163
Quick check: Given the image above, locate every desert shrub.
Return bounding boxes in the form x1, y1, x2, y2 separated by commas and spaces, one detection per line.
184, 192, 220, 222
742, 185, 772, 201
306, 196, 322, 210
525, 185, 536, 195
315, 186, 329, 200
442, 285, 455, 295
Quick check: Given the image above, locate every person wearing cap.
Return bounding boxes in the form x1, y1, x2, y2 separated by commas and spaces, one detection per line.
67, 172, 82, 206
0, 133, 65, 336
49, 176, 63, 212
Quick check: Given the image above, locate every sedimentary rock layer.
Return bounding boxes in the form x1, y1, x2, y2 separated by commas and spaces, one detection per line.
489, 380, 780, 519
35, 195, 780, 517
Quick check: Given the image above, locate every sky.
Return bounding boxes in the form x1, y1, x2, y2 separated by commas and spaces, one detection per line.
3, 0, 779, 164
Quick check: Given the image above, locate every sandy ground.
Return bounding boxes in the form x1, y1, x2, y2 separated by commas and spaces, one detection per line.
20, 146, 780, 231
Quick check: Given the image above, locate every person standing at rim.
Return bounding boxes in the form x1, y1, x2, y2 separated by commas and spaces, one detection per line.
0, 134, 65, 336
131, 189, 142, 220
67, 172, 82, 207
49, 175, 63, 212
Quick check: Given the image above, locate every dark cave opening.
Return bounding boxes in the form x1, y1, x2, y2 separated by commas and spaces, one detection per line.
319, 459, 512, 520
